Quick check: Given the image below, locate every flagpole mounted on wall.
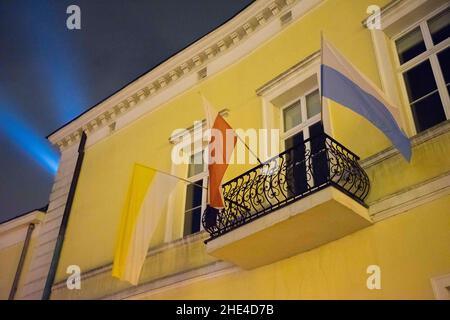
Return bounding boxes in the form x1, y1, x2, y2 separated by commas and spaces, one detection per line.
234, 134, 263, 164
199, 92, 258, 232
320, 30, 325, 127
146, 165, 208, 190
199, 91, 262, 164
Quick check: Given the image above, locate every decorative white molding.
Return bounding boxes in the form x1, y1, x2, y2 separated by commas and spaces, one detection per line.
256, 50, 333, 154
256, 50, 320, 96
50, 232, 231, 299
0, 210, 45, 235
52, 231, 209, 289
362, 0, 448, 36
0, 210, 45, 250
18, 139, 84, 300
106, 262, 237, 300
168, 108, 230, 144
48, 0, 326, 150
369, 171, 450, 222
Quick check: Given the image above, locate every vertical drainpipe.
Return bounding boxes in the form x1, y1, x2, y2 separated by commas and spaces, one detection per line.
8, 223, 36, 300
42, 132, 87, 300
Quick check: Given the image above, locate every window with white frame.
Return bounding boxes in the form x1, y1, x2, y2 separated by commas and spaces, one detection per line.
183, 151, 207, 236
280, 87, 328, 194
394, 7, 450, 133
281, 87, 322, 148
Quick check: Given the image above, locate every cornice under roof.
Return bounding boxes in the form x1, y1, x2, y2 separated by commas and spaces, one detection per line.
47, 0, 300, 150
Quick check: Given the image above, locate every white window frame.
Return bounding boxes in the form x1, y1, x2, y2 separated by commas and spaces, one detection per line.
279, 86, 325, 190
257, 52, 332, 163
367, 0, 450, 137
390, 5, 450, 135
167, 111, 229, 241
182, 149, 208, 236
280, 86, 322, 145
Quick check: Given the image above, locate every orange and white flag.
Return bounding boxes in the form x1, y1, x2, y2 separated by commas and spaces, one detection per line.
201, 95, 236, 208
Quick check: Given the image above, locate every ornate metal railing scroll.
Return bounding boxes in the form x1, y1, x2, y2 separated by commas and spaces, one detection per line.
202, 133, 370, 241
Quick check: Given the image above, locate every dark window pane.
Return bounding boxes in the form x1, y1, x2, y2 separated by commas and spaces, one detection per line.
183, 208, 201, 236
309, 122, 328, 187
428, 8, 450, 45
184, 179, 202, 210
396, 27, 426, 64
403, 60, 437, 102
284, 131, 303, 150
411, 92, 446, 132
438, 47, 450, 94
285, 131, 308, 196
309, 121, 324, 139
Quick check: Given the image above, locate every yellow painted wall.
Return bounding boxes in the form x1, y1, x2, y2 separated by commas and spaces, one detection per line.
0, 242, 22, 299
56, 0, 394, 282
51, 234, 217, 299
51, 136, 450, 295
51, 0, 450, 301
366, 128, 450, 203
0, 236, 39, 300
51, 194, 450, 299
139, 195, 450, 300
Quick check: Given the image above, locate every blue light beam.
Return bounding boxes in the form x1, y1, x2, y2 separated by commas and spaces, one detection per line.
0, 106, 60, 174
19, 0, 89, 123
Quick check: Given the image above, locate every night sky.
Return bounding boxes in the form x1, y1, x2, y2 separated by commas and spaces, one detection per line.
0, 0, 253, 222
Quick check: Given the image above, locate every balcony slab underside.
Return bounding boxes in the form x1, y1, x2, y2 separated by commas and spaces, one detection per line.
206, 186, 372, 269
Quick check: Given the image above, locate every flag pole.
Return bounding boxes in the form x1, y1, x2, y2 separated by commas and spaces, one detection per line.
144, 165, 207, 190
234, 133, 263, 164
320, 30, 324, 126
199, 92, 262, 164
146, 165, 248, 211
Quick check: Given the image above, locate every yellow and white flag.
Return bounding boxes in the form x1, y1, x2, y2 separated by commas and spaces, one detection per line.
112, 163, 178, 285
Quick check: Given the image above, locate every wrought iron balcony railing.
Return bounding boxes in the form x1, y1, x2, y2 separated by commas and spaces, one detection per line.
202, 133, 370, 241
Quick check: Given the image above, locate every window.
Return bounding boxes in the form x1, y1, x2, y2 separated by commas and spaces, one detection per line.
394, 7, 450, 133
183, 152, 207, 236
282, 88, 322, 148
428, 8, 450, 45
283, 100, 302, 132
281, 88, 327, 195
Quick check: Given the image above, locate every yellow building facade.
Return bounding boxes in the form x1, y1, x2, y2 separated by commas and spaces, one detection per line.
0, 208, 45, 300
1, 0, 449, 300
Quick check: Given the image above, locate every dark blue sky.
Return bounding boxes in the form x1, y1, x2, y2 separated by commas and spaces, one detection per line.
0, 0, 253, 222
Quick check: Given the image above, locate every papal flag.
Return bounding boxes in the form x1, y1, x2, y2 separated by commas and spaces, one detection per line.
112, 163, 178, 285
321, 37, 411, 161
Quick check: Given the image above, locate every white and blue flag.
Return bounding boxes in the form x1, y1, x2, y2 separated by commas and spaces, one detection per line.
321, 38, 411, 161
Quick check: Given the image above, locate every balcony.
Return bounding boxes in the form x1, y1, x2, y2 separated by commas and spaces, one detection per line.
202, 133, 372, 269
